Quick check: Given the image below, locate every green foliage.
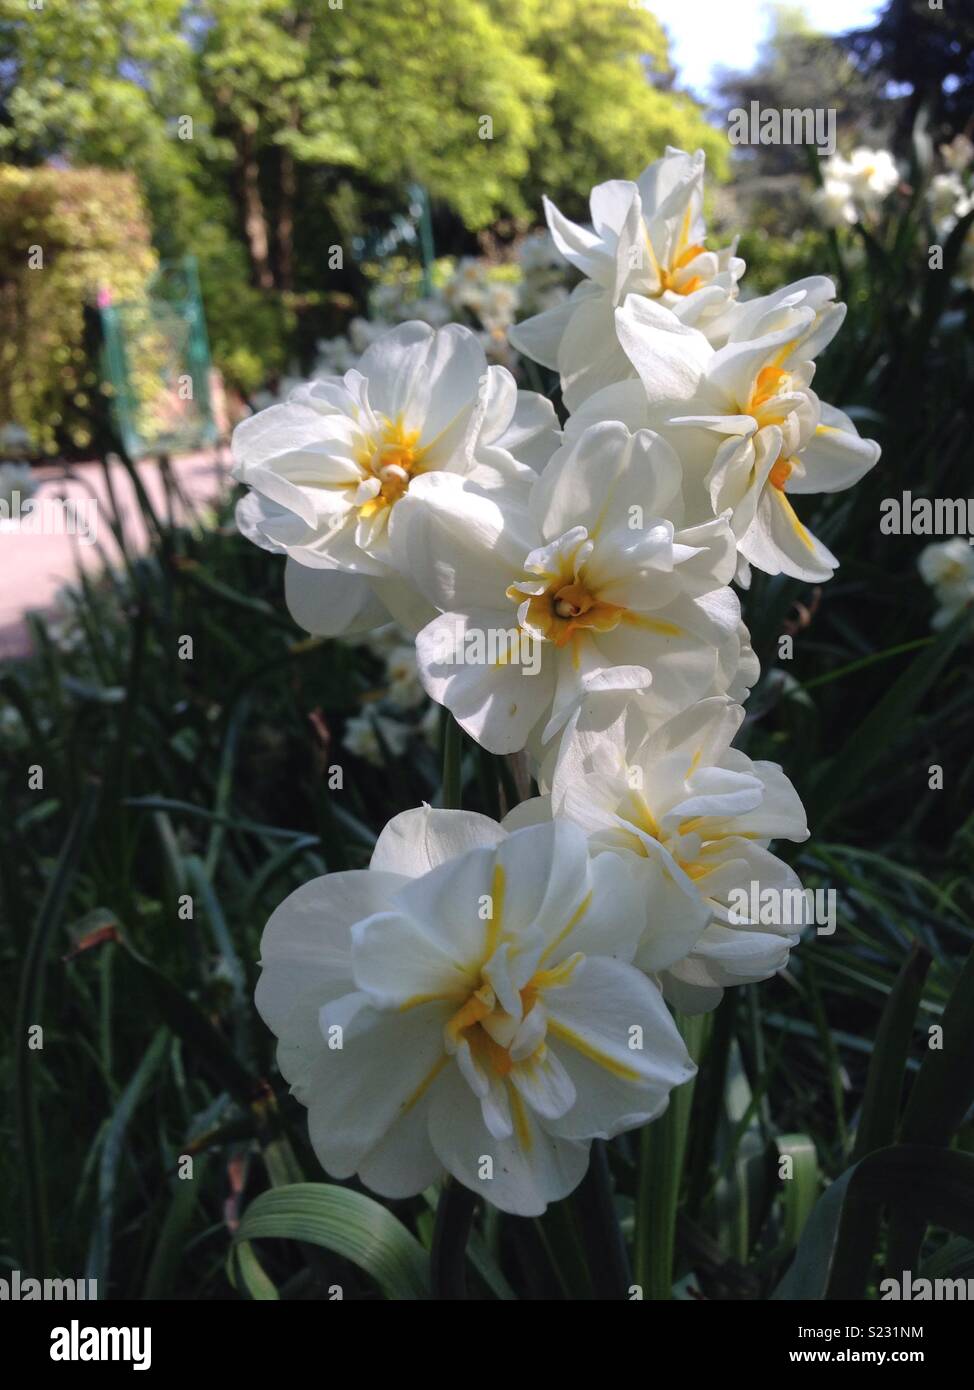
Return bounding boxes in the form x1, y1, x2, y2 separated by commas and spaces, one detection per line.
732, 225, 832, 296
496, 0, 727, 221
0, 166, 157, 454
0, 0, 721, 393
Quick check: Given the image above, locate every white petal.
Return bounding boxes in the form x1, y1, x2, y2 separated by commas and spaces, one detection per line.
428, 1062, 590, 1216
256, 870, 403, 1038
615, 295, 711, 406
496, 390, 561, 471
740, 485, 837, 582
391, 471, 535, 612
510, 1046, 576, 1121
543, 958, 696, 1140
790, 404, 881, 494
416, 609, 555, 755
508, 295, 578, 371
557, 287, 635, 410
543, 194, 613, 284
371, 805, 507, 876
589, 178, 641, 237
308, 996, 453, 1181
352, 905, 478, 1008
284, 558, 390, 637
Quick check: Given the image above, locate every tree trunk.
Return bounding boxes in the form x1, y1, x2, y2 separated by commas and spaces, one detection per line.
236, 121, 275, 291
277, 136, 297, 294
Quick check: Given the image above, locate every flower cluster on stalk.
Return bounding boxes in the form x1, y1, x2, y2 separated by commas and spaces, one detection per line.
234, 148, 880, 1215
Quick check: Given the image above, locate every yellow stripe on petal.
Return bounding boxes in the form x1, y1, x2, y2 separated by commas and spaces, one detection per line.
773, 486, 816, 552
485, 862, 506, 958
621, 612, 683, 637
643, 229, 663, 287
538, 891, 592, 966
399, 989, 464, 1012
677, 202, 694, 256
509, 1084, 533, 1152
401, 1053, 449, 1114
547, 1017, 642, 1081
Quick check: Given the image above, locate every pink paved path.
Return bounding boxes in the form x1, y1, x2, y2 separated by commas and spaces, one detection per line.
0, 450, 233, 660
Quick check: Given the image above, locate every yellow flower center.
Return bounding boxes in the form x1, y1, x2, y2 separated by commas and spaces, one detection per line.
444, 956, 581, 1079
769, 458, 793, 491
618, 788, 715, 881
397, 869, 641, 1139
658, 240, 707, 297
746, 364, 792, 426
356, 417, 427, 518
507, 574, 624, 649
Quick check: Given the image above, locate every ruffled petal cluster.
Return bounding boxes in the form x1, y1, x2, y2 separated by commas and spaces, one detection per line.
257, 811, 694, 1215
242, 145, 876, 1214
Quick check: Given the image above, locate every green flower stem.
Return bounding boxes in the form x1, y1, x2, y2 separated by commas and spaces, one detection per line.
635, 1012, 705, 1299
430, 1178, 476, 1299
572, 1139, 632, 1299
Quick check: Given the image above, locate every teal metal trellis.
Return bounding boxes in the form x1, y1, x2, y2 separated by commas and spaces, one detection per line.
99, 255, 217, 460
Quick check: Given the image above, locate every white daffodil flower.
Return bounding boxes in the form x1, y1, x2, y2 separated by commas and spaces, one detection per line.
232, 321, 560, 638
392, 420, 740, 754
918, 540, 974, 631
531, 617, 760, 809
927, 173, 973, 231
608, 281, 880, 584
341, 709, 411, 766
506, 696, 809, 1014
842, 148, 900, 208
509, 147, 744, 409
812, 175, 857, 229
816, 150, 899, 226
940, 134, 974, 173
255, 810, 696, 1216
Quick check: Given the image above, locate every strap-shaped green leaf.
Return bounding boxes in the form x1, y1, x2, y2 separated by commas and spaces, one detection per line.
773, 1146, 974, 1300
231, 1182, 431, 1301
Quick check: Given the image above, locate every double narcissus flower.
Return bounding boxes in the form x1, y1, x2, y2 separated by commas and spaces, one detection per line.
256, 810, 695, 1216
605, 281, 880, 583
394, 420, 740, 753
510, 147, 744, 409
813, 148, 900, 227
918, 540, 974, 632
541, 695, 809, 1013
232, 321, 558, 638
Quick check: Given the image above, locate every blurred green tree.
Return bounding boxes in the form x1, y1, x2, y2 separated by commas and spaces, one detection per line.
0, 0, 720, 390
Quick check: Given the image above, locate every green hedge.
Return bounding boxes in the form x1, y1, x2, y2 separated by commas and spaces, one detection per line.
0, 166, 156, 456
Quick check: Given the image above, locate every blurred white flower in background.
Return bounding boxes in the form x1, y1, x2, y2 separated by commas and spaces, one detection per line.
842, 148, 900, 207
940, 134, 974, 173
384, 642, 426, 710
812, 175, 857, 229
813, 148, 899, 227
342, 708, 412, 765
927, 173, 974, 235
918, 539, 974, 631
